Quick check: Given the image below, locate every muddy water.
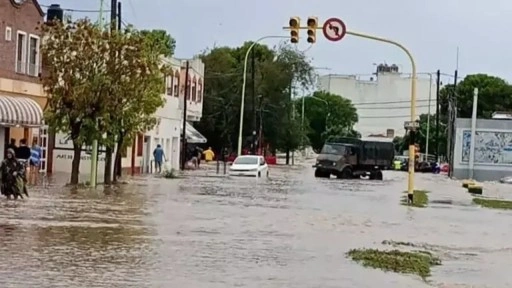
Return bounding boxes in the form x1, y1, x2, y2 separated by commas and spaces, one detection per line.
0, 167, 510, 287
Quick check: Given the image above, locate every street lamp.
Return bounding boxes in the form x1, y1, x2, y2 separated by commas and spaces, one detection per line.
237, 35, 288, 156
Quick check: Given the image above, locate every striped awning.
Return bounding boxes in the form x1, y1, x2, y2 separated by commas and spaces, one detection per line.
0, 95, 44, 127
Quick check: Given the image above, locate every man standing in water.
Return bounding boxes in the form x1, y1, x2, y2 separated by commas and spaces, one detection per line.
153, 144, 165, 173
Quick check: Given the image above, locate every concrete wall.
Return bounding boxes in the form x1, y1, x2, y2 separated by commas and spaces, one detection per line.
319, 72, 436, 137
453, 118, 512, 181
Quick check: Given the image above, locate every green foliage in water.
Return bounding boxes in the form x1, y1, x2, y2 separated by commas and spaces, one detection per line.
400, 190, 429, 208
347, 248, 441, 280
473, 197, 512, 210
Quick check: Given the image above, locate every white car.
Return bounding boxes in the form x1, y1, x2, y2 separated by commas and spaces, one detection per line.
229, 155, 269, 178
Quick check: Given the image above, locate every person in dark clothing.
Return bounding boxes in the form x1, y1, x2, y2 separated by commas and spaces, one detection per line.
16, 139, 31, 161
14, 139, 30, 195
6, 138, 17, 157
195, 146, 203, 167
0, 148, 26, 199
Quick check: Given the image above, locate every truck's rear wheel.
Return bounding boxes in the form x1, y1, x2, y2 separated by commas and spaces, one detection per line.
337, 168, 353, 179
369, 170, 383, 180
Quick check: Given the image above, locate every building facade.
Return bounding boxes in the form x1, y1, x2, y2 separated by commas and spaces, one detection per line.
0, 0, 48, 169
318, 64, 436, 138
453, 118, 512, 182
52, 57, 207, 175
138, 57, 206, 173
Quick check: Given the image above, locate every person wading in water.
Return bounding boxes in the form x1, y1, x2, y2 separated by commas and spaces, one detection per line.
0, 148, 27, 199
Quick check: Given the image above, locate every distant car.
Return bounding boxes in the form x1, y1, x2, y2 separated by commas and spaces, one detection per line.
229, 155, 269, 178
500, 176, 512, 184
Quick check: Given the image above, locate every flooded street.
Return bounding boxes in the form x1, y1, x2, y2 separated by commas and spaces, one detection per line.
0, 165, 511, 287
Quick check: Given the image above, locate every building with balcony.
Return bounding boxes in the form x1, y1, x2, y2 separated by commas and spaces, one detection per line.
136, 57, 206, 173
0, 0, 49, 169
319, 64, 436, 138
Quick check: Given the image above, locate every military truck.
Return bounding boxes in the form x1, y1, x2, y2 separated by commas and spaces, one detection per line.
313, 137, 394, 180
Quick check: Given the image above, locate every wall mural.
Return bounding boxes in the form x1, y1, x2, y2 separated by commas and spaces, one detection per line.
461, 130, 512, 165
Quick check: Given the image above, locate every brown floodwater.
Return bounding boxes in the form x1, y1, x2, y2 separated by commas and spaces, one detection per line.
0, 165, 510, 287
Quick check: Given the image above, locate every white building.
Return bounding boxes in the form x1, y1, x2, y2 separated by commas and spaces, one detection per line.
319, 64, 436, 138
52, 57, 207, 175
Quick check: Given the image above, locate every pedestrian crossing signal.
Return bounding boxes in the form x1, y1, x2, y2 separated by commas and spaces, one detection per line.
289, 17, 300, 43
307, 17, 318, 43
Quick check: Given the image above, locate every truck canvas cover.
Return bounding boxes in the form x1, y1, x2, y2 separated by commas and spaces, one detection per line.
326, 137, 394, 167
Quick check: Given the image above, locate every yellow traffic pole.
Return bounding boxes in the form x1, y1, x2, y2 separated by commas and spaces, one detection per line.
344, 30, 418, 202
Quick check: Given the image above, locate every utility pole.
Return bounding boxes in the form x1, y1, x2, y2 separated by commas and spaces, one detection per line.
435, 69, 440, 161
114, 1, 122, 178
181, 61, 190, 170
285, 80, 292, 165
117, 1, 122, 31
447, 70, 458, 177
110, 0, 117, 29
251, 50, 257, 155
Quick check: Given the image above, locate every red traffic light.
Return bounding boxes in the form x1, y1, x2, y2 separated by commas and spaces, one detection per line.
307, 18, 317, 27
289, 18, 299, 27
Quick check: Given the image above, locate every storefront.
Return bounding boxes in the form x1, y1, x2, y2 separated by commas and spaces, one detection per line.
0, 94, 46, 167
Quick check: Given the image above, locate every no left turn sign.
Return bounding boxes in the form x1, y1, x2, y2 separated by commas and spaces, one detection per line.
322, 18, 347, 42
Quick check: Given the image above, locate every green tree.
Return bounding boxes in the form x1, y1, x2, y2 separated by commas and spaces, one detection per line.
41, 19, 111, 185
299, 91, 358, 151
196, 42, 314, 157
440, 74, 512, 118
140, 29, 176, 57
102, 27, 167, 183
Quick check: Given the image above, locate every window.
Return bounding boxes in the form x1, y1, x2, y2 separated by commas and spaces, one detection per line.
166, 75, 173, 96
187, 79, 191, 100
192, 84, 197, 102
197, 84, 203, 103
15, 31, 27, 74
5, 27, 12, 41
174, 73, 180, 97
27, 35, 40, 76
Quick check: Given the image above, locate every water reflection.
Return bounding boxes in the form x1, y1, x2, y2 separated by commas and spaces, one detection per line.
0, 168, 509, 287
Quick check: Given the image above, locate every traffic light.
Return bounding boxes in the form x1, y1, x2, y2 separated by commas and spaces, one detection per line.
289, 17, 300, 43
307, 17, 318, 43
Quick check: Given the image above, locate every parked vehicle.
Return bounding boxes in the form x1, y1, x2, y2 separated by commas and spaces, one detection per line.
229, 155, 269, 178
313, 137, 394, 180
500, 176, 512, 184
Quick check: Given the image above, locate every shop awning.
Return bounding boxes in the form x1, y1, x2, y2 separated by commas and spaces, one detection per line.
181, 121, 207, 143
0, 95, 43, 127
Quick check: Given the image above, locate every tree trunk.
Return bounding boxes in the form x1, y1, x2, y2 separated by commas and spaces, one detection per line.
285, 148, 290, 165
70, 142, 81, 185
104, 145, 113, 185
113, 135, 124, 183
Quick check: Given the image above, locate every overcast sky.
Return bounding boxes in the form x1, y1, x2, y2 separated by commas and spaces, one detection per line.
38, 0, 512, 82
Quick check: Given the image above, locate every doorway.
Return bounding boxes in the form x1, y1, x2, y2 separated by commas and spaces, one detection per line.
143, 136, 151, 173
